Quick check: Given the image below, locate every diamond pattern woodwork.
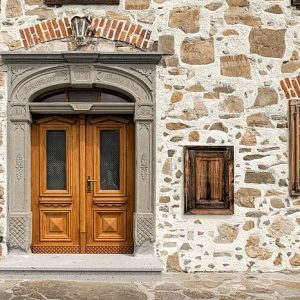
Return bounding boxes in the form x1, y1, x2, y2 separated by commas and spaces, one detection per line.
40, 210, 71, 241
102, 217, 118, 232
94, 210, 126, 241
49, 217, 64, 232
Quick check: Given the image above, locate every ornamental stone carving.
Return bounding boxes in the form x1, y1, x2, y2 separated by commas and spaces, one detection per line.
4, 53, 159, 255
135, 213, 155, 246
8, 214, 32, 252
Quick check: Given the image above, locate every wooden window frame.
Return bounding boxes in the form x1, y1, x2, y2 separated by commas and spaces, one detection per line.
45, 0, 119, 4
292, 0, 300, 8
184, 146, 234, 215
289, 100, 300, 195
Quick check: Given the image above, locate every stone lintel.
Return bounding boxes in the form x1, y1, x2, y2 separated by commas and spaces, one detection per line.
1, 52, 163, 65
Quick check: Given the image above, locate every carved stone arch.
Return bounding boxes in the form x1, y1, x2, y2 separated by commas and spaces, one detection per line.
4, 52, 162, 256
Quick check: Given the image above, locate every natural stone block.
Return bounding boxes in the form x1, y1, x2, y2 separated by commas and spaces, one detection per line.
220, 55, 251, 79
180, 243, 192, 250
186, 82, 205, 92
170, 91, 183, 103
281, 61, 300, 73
243, 221, 255, 231
158, 35, 175, 55
169, 6, 200, 33
220, 96, 244, 113
245, 172, 275, 184
209, 122, 228, 133
164, 56, 179, 67
193, 101, 208, 118
240, 129, 257, 145
0, 185, 3, 200
107, 11, 131, 21
213, 224, 238, 244
1, 32, 21, 50
249, 28, 286, 58
243, 154, 268, 161
25, 8, 56, 19
213, 85, 235, 94
226, 0, 248, 6
235, 188, 261, 208
188, 131, 200, 142
166, 123, 190, 130
270, 198, 285, 209
181, 38, 214, 65
125, 0, 150, 10
290, 253, 300, 266
166, 252, 181, 271
245, 236, 272, 260
253, 88, 278, 107
25, 0, 42, 4
247, 113, 274, 128
265, 5, 283, 14
205, 2, 223, 11
162, 158, 172, 176
160, 196, 170, 203
268, 217, 295, 238
273, 253, 282, 266
224, 7, 261, 27
6, 0, 22, 18
222, 29, 239, 36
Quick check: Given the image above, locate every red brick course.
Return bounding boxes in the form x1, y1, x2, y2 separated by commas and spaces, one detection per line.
280, 76, 300, 99
19, 17, 151, 50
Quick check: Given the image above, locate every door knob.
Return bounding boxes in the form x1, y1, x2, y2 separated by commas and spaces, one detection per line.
86, 176, 100, 193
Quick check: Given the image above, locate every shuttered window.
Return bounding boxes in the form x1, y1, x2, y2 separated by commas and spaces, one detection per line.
289, 101, 300, 195
184, 146, 234, 215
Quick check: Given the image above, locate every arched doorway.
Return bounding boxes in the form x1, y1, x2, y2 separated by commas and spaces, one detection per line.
4, 55, 160, 256
31, 88, 134, 254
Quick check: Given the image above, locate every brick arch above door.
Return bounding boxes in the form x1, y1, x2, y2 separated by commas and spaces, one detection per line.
19, 17, 152, 50
3, 52, 162, 256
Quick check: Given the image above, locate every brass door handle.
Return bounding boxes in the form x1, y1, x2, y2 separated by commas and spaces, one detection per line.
86, 176, 100, 193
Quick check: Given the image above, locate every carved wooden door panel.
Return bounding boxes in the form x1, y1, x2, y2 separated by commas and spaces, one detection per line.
32, 116, 80, 253
32, 115, 134, 253
85, 116, 134, 253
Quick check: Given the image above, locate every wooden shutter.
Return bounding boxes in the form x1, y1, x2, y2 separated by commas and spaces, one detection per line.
289, 101, 300, 195
184, 146, 234, 215
292, 0, 300, 7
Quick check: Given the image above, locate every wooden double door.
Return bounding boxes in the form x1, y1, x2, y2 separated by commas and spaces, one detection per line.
31, 115, 134, 254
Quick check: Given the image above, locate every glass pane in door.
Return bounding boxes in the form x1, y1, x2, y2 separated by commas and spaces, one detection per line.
100, 130, 120, 190
46, 130, 66, 190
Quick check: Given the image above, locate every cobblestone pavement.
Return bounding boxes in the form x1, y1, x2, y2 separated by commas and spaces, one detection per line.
0, 272, 299, 300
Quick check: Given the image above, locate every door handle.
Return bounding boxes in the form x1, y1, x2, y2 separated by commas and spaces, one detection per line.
86, 176, 100, 193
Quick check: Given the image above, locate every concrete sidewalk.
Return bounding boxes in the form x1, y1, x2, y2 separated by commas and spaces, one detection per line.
0, 272, 299, 299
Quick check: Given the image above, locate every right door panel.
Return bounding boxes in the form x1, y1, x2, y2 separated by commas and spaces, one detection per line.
85, 116, 134, 254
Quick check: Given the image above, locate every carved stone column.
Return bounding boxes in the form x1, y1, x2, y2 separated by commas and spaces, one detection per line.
134, 102, 155, 256
8, 103, 32, 253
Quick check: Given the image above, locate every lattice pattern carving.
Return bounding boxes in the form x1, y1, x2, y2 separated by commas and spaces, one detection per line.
9, 215, 31, 251
32, 245, 80, 253
136, 214, 154, 246
85, 245, 133, 254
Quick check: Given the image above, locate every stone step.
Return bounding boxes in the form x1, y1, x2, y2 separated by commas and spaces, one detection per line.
0, 254, 163, 281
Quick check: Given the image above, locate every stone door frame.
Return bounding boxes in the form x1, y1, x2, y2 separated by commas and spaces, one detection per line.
2, 52, 162, 256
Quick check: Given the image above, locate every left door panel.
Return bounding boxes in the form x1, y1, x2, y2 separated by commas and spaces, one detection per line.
32, 116, 80, 253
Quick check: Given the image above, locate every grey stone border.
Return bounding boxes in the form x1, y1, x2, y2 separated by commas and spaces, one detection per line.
2, 52, 162, 256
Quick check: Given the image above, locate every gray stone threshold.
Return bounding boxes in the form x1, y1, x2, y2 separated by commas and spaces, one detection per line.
0, 254, 163, 281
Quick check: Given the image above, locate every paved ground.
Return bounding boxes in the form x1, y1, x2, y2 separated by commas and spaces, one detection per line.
0, 272, 299, 300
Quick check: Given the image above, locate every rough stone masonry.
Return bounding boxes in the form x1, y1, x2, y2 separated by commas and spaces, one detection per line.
0, 0, 300, 272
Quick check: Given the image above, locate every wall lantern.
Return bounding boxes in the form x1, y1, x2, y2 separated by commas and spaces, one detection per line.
71, 16, 92, 46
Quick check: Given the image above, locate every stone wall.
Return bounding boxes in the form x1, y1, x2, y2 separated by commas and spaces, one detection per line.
0, 0, 300, 272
